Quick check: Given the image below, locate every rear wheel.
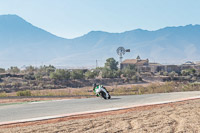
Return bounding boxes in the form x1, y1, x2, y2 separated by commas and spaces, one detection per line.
108, 94, 111, 99
100, 91, 107, 99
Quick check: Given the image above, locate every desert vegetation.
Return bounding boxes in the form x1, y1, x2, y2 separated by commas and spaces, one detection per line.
1, 57, 200, 97
0, 58, 142, 96
156, 68, 200, 81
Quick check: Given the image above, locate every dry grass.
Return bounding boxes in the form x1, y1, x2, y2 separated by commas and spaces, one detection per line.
108, 81, 200, 96
30, 87, 92, 96
2, 81, 200, 98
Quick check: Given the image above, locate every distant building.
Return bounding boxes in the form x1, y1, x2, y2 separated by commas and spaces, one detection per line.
120, 56, 150, 72
164, 65, 180, 73
120, 55, 149, 69
149, 63, 163, 73
182, 61, 195, 66
120, 57, 200, 74
179, 61, 196, 71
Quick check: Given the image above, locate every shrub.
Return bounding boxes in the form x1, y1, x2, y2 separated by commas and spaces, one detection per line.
70, 70, 84, 79
38, 65, 56, 76
84, 70, 99, 79
163, 72, 168, 76
17, 90, 32, 96
7, 66, 20, 74
105, 58, 118, 70
0, 68, 5, 73
50, 69, 70, 80
44, 65, 56, 76
34, 73, 43, 80
181, 69, 196, 76
0, 92, 7, 97
11, 82, 21, 87
131, 75, 137, 80
25, 66, 36, 74
169, 71, 178, 79
24, 73, 35, 80
122, 64, 136, 78
101, 68, 120, 78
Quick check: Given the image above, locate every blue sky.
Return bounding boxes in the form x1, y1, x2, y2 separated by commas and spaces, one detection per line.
0, 0, 199, 38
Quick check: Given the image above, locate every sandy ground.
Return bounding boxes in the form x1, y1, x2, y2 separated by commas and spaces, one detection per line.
1, 99, 200, 133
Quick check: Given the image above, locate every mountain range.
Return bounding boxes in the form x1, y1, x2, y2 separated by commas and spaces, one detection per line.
1, 14, 200, 68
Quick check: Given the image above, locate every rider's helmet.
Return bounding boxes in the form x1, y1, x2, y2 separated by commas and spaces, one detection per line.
93, 83, 97, 89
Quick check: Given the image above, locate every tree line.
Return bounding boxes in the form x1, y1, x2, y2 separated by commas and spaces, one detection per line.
0, 58, 141, 81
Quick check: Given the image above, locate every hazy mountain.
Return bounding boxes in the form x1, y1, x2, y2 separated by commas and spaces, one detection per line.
0, 14, 200, 68
0, 15, 71, 67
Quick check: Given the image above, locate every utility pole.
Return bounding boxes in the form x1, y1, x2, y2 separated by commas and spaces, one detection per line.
96, 60, 98, 68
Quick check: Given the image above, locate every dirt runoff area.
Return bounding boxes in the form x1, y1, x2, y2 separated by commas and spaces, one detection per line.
1, 99, 200, 133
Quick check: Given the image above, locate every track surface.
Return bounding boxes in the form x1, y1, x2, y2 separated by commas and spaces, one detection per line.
1, 91, 200, 124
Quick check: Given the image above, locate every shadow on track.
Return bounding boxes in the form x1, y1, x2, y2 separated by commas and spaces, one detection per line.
109, 98, 121, 100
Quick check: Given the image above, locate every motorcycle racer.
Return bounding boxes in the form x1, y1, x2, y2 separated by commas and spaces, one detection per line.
93, 83, 111, 99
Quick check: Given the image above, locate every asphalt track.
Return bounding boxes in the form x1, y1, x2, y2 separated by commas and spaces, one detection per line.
1, 91, 200, 125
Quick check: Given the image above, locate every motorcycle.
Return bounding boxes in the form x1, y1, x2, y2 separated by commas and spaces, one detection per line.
93, 85, 111, 99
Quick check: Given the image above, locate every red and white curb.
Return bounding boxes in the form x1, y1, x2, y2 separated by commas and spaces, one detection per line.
1, 95, 200, 126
